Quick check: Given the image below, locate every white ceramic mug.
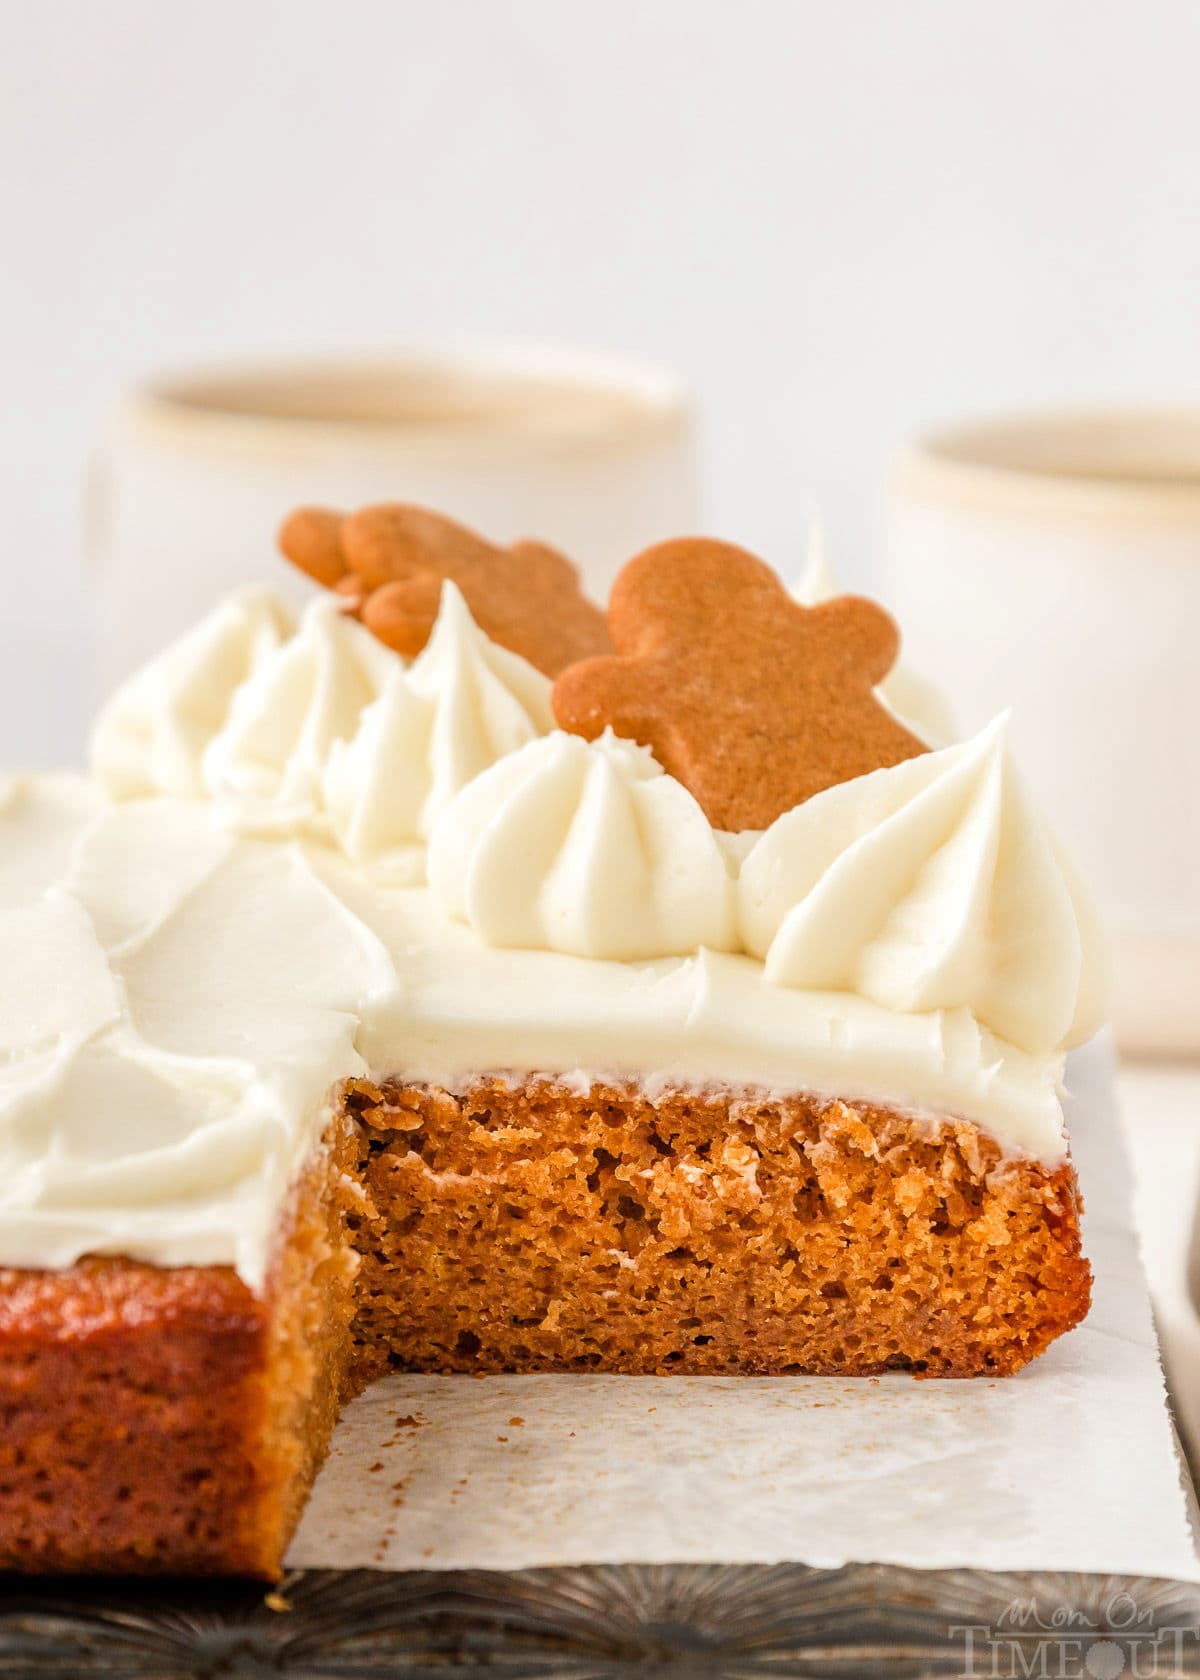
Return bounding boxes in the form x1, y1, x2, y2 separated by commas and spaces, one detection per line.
884, 409, 1200, 1055
90, 346, 696, 687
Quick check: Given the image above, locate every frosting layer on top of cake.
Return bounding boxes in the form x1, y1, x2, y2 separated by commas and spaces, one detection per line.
0, 585, 1108, 1288
1, 778, 1074, 1290
0, 782, 394, 1288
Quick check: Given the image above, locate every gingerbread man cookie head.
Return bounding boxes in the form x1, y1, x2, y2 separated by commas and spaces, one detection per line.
551, 538, 927, 832
279, 502, 610, 678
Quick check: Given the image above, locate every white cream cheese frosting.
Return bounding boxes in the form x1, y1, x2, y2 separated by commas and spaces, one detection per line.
92, 583, 553, 872
428, 729, 738, 959
0, 796, 399, 1289
323, 582, 553, 872
424, 706, 1103, 1062
91, 589, 295, 801
307, 855, 1069, 1160
0, 773, 102, 906
200, 597, 397, 833
0, 582, 1107, 1289
738, 717, 1107, 1056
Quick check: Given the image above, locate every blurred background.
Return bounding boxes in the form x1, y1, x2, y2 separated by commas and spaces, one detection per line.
4, 0, 1200, 765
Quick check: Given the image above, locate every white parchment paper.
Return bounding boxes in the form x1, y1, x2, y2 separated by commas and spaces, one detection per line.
288, 1035, 1200, 1579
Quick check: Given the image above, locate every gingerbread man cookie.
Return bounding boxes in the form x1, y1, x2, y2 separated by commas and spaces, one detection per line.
551, 538, 928, 831
279, 503, 610, 678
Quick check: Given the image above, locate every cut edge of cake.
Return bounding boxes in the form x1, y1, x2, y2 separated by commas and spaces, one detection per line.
0, 1073, 1090, 1577
0, 1109, 361, 1578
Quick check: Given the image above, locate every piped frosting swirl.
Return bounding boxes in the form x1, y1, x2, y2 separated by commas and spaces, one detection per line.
93, 583, 552, 872
91, 589, 295, 801
428, 729, 738, 959
738, 716, 1106, 1055
201, 598, 397, 832
324, 582, 553, 869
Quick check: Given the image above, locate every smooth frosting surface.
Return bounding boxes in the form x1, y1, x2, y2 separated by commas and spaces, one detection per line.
0, 774, 103, 907
1, 585, 1108, 1289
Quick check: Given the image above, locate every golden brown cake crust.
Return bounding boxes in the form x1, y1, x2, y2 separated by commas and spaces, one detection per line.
0, 1259, 275, 1575
0, 1112, 361, 1579
346, 1077, 1090, 1382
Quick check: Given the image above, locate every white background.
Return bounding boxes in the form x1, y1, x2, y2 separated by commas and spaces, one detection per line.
2, 0, 1199, 762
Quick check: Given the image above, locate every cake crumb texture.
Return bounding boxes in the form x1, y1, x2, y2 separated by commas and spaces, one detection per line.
0, 1079, 1090, 1577
346, 1077, 1090, 1381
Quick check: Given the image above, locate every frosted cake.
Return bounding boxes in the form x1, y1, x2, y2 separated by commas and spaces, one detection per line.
0, 505, 1104, 1574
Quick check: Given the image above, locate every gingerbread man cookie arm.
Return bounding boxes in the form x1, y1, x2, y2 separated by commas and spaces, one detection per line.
552, 656, 675, 755
809, 595, 903, 688
279, 507, 348, 589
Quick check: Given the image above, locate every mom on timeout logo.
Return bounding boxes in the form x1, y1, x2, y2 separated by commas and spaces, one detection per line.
950, 1591, 1199, 1678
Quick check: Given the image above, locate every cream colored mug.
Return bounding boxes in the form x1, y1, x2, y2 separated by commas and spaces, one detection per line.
884, 409, 1200, 1055
89, 347, 696, 687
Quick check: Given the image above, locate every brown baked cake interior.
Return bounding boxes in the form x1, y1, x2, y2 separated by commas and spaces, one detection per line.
348, 1078, 1090, 1383
0, 1077, 1090, 1577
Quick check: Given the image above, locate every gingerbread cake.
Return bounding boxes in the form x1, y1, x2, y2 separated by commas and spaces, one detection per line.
0, 506, 1104, 1576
